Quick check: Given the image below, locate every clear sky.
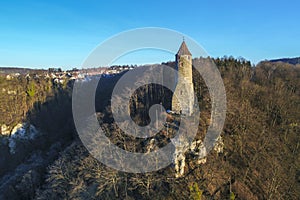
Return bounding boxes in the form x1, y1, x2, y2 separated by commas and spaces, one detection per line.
0, 0, 299, 69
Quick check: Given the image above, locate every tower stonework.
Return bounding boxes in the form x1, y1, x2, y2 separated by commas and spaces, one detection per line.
172, 41, 194, 115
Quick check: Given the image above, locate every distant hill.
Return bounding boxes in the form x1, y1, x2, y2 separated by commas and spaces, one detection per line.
0, 67, 46, 75
269, 57, 300, 65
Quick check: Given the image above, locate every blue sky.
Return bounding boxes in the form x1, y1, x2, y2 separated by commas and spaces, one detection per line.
0, 0, 299, 69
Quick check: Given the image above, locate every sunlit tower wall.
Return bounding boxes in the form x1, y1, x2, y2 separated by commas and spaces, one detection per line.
172, 41, 194, 115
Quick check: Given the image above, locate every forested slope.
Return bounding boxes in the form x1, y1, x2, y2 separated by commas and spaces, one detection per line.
1, 58, 299, 199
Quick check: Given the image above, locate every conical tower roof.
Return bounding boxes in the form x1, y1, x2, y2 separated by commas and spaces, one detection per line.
176, 41, 192, 56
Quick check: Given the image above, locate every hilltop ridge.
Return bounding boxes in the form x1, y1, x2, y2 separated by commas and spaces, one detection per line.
269, 57, 300, 65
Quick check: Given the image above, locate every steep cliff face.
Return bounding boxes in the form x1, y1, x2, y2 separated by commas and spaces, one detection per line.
0, 76, 51, 130
0, 74, 75, 195
8, 123, 39, 154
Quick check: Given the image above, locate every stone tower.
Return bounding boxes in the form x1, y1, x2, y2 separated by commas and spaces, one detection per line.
172, 41, 194, 115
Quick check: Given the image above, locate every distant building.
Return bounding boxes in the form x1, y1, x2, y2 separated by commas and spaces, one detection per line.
172, 41, 195, 115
